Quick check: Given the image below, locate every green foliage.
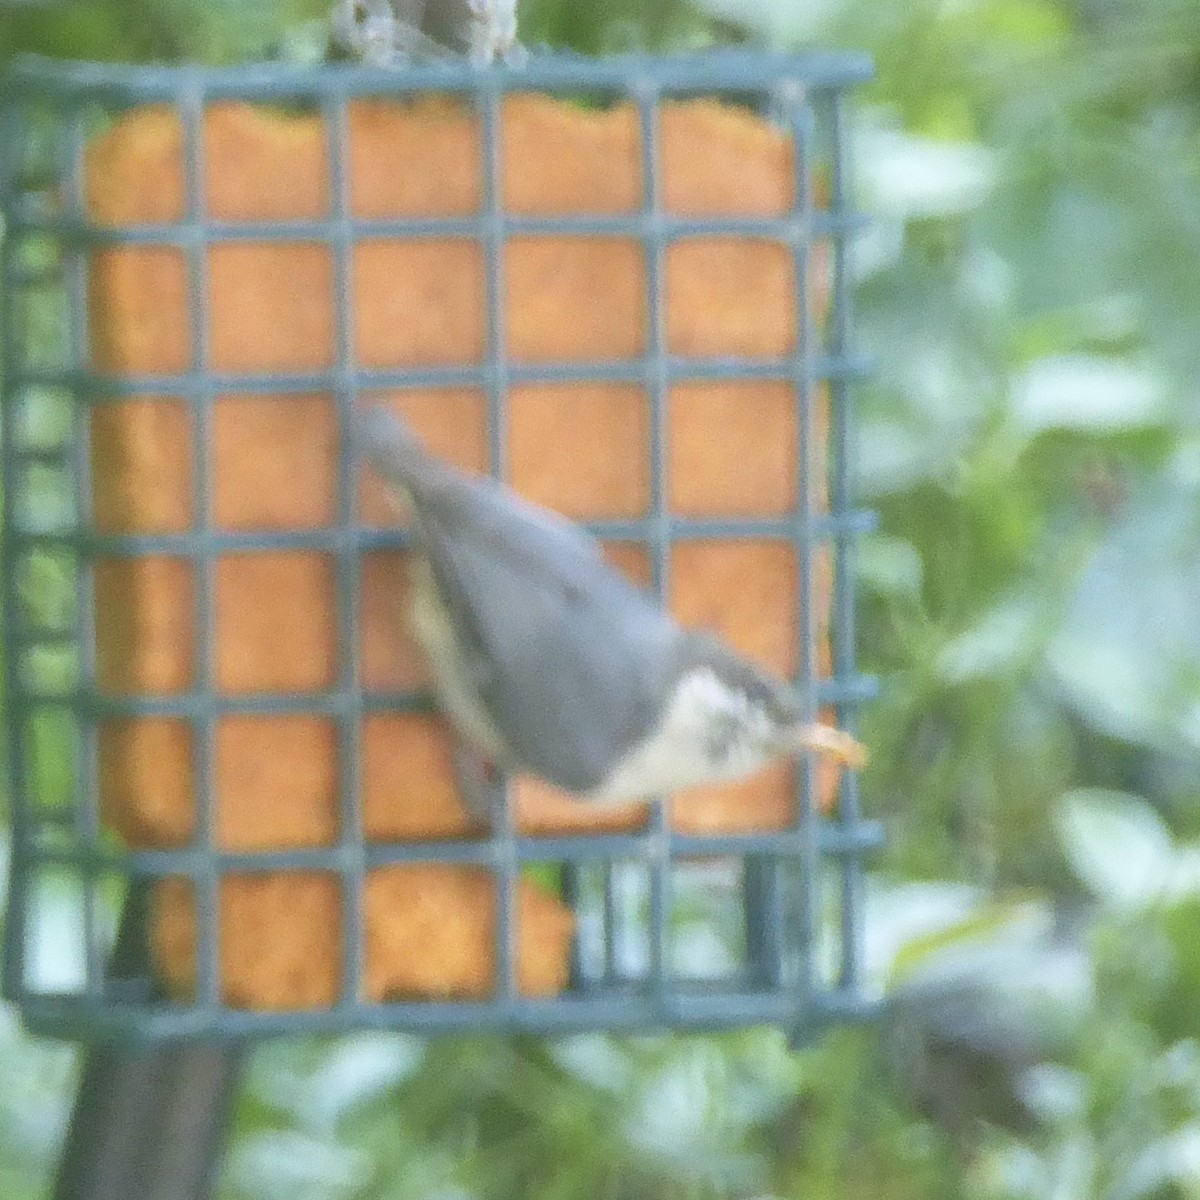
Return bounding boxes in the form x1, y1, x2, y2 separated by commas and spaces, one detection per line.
0, 0, 330, 64
4, 0, 1200, 1197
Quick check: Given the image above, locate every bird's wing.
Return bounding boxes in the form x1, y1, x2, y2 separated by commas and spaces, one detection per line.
412, 478, 674, 794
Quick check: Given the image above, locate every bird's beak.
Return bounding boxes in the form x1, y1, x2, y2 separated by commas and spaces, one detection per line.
784, 722, 867, 770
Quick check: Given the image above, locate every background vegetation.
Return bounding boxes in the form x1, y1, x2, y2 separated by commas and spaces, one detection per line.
3, 0, 1200, 1196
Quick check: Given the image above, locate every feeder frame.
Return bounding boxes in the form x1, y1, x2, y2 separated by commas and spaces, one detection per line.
0, 47, 880, 1047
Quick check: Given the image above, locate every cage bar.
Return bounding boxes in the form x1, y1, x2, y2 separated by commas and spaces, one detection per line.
327, 88, 369, 1015
827, 88, 867, 1003
1, 50, 875, 102
636, 77, 672, 1016
58, 97, 104, 998
789, 82, 822, 1023
1, 94, 35, 1003
476, 76, 522, 1013
177, 76, 224, 1013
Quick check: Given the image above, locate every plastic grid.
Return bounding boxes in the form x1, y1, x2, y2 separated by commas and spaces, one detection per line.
0, 48, 881, 1045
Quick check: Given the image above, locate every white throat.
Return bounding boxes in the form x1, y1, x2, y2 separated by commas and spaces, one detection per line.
586, 668, 778, 804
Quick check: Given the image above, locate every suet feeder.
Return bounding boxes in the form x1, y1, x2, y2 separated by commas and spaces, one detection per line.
0, 47, 880, 1048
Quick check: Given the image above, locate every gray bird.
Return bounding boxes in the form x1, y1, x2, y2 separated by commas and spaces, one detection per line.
357, 407, 864, 817
333, 0, 524, 67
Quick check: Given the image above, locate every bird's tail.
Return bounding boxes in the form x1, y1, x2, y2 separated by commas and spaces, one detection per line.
355, 406, 454, 499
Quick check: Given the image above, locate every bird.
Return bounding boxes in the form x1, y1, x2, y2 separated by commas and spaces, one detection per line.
333, 0, 525, 67
423, 0, 526, 67
357, 406, 865, 819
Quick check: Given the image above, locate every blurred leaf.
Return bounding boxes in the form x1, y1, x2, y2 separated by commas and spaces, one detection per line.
1055, 789, 1173, 910
1048, 482, 1200, 751
856, 533, 925, 599
0, 1004, 76, 1196
1109, 1126, 1200, 1200
857, 124, 998, 219
1011, 354, 1166, 434
223, 1128, 371, 1200
937, 594, 1040, 684
885, 897, 1092, 1143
